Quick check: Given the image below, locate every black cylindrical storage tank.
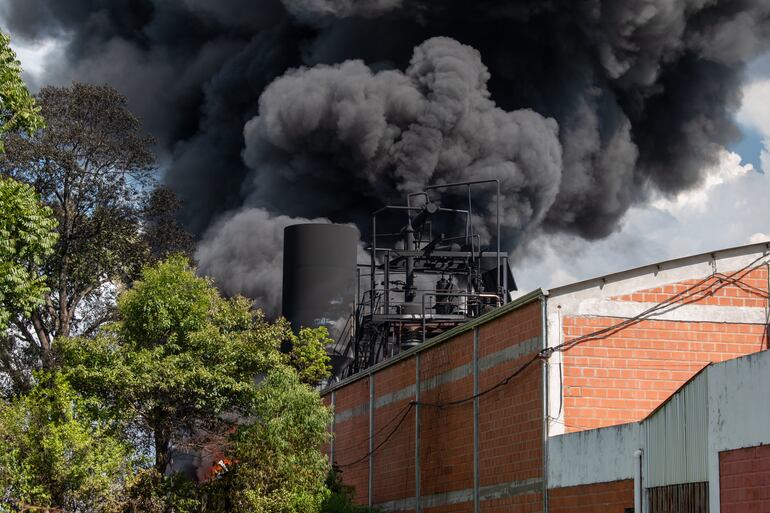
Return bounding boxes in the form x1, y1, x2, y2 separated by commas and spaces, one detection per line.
282, 223, 358, 345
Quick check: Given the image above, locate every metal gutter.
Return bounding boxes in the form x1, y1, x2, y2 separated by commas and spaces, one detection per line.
547, 240, 770, 298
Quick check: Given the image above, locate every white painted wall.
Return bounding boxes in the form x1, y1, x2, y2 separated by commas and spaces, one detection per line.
544, 242, 770, 438
548, 422, 640, 488
707, 350, 770, 512
547, 348, 770, 513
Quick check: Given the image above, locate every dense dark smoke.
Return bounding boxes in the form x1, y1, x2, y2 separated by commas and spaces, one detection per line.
196, 208, 330, 315
2, 0, 769, 310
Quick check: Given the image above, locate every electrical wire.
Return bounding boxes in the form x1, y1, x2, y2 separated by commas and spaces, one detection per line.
416, 353, 542, 409
334, 254, 770, 468
336, 402, 415, 468
549, 254, 769, 355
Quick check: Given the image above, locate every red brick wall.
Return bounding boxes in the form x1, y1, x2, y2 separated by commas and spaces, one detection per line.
325, 299, 544, 512
720, 444, 770, 512
330, 376, 371, 504
549, 480, 634, 513
478, 304, 543, 511
612, 268, 768, 309
561, 317, 765, 431
372, 357, 416, 507
558, 267, 769, 432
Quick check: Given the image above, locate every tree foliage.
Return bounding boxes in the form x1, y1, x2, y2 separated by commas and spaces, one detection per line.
0, 83, 156, 391
321, 467, 380, 513
205, 368, 332, 513
142, 186, 195, 264
0, 375, 134, 512
289, 327, 332, 386
57, 256, 333, 512
0, 177, 57, 329
0, 33, 44, 151
58, 257, 291, 470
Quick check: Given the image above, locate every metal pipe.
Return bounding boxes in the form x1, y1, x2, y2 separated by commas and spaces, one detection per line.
405, 223, 415, 302
503, 255, 509, 303
634, 449, 643, 513
371, 216, 376, 317
415, 353, 421, 513
368, 376, 375, 508
384, 251, 390, 314
330, 391, 336, 463
424, 179, 501, 295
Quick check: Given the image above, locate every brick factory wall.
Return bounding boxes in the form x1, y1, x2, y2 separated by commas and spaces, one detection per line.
330, 375, 372, 504
556, 266, 769, 432
719, 444, 770, 512
325, 298, 544, 512
561, 316, 764, 431
548, 480, 634, 513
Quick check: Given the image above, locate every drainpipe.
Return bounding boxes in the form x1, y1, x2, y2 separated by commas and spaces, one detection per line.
634, 449, 643, 513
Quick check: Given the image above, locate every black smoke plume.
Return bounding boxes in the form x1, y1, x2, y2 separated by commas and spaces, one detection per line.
2, 0, 769, 311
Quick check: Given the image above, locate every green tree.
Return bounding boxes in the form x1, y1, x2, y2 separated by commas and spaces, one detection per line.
59, 256, 333, 512
289, 327, 332, 386
58, 256, 292, 473
205, 368, 332, 513
0, 83, 155, 391
0, 374, 134, 512
0, 33, 44, 151
0, 177, 57, 329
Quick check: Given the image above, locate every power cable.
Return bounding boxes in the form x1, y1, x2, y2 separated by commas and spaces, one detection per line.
334, 254, 770, 468
336, 402, 415, 468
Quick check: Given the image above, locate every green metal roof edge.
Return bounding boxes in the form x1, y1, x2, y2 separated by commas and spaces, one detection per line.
321, 288, 544, 395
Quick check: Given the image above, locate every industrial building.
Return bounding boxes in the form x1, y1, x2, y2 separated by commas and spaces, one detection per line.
318, 240, 770, 513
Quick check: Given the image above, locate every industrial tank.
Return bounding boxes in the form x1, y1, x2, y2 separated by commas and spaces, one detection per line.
281, 223, 358, 345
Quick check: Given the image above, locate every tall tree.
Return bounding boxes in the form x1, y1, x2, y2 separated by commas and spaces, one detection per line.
57, 256, 292, 474
0, 32, 44, 151
142, 186, 195, 264
0, 83, 155, 389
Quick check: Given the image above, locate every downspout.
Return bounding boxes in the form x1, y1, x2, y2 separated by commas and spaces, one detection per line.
541, 293, 549, 513
634, 449, 643, 513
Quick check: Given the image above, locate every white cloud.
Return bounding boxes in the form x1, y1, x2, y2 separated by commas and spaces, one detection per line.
514, 149, 769, 292
738, 78, 770, 173
652, 150, 753, 213
9, 37, 61, 89
511, 72, 770, 293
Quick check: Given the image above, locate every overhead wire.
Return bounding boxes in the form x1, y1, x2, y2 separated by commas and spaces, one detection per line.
334, 253, 770, 468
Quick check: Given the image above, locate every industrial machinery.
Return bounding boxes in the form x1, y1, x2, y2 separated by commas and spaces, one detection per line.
339, 179, 515, 379
281, 179, 514, 381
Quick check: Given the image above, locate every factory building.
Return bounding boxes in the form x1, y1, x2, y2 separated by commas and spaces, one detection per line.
320, 240, 770, 513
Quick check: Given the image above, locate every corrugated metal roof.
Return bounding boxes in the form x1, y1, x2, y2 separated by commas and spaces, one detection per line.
644, 369, 709, 487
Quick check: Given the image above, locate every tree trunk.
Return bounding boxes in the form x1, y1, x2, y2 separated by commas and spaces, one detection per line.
154, 420, 172, 474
